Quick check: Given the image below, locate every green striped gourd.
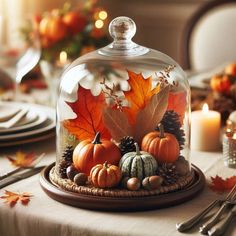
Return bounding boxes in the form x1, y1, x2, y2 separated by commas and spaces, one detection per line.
119, 143, 157, 180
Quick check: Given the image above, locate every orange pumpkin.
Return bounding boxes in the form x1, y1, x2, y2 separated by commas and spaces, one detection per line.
210, 74, 231, 94
141, 124, 179, 163
39, 16, 67, 42
225, 63, 236, 76
73, 132, 121, 175
63, 11, 87, 34
90, 162, 121, 188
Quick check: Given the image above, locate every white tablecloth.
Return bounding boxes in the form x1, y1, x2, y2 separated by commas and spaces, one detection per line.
0, 138, 236, 236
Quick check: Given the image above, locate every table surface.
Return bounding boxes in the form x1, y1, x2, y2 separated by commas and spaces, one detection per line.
0, 137, 236, 236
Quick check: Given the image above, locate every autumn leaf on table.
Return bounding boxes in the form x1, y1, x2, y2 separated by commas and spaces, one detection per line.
209, 175, 236, 193
123, 70, 160, 124
64, 86, 111, 140
0, 190, 33, 207
7, 151, 38, 168
134, 86, 169, 142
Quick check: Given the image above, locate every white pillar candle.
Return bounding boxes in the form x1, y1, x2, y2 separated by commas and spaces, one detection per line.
191, 103, 221, 151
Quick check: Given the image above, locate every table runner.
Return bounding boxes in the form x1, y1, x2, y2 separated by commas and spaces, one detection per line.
0, 139, 235, 236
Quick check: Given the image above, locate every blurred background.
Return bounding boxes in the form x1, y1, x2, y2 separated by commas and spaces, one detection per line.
0, 0, 207, 65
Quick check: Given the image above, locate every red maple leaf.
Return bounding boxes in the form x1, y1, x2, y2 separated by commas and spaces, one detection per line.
63, 86, 111, 141
167, 90, 187, 123
209, 175, 236, 193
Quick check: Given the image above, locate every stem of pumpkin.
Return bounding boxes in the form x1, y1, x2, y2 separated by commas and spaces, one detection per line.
92, 132, 102, 144
104, 161, 108, 168
134, 142, 141, 155
158, 123, 165, 138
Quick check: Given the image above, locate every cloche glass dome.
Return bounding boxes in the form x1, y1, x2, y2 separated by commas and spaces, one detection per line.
55, 16, 191, 186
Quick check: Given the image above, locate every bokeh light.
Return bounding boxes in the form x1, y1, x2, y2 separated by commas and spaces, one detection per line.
98, 11, 108, 20
95, 20, 104, 29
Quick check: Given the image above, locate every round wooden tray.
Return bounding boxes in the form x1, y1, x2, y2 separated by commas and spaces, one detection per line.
40, 163, 205, 212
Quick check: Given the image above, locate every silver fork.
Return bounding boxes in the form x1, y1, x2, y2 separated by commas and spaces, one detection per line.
199, 184, 236, 234
208, 204, 236, 236
176, 183, 236, 232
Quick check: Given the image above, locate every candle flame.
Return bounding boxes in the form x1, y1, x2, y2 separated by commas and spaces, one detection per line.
59, 51, 67, 64
233, 133, 236, 140
202, 103, 209, 113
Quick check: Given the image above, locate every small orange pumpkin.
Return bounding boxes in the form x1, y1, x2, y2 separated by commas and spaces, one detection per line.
90, 162, 122, 188
39, 15, 67, 42
73, 132, 121, 176
141, 124, 179, 163
210, 74, 231, 94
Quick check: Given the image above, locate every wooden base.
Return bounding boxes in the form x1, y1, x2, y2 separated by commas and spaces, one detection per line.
40, 163, 205, 212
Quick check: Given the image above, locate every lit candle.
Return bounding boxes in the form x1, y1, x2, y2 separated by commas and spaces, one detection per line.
55, 51, 70, 69
191, 103, 221, 151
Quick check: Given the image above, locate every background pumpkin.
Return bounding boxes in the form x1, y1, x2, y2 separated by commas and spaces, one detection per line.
141, 124, 179, 163
73, 132, 121, 175
39, 15, 67, 42
210, 74, 231, 95
90, 162, 121, 188
119, 143, 157, 180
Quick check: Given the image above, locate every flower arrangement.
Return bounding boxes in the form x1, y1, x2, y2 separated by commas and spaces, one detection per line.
20, 1, 110, 62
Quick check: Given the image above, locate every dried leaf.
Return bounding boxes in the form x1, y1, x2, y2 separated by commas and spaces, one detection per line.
7, 151, 38, 167
0, 190, 33, 207
124, 70, 160, 124
209, 175, 236, 193
102, 107, 134, 141
64, 86, 111, 140
134, 86, 169, 143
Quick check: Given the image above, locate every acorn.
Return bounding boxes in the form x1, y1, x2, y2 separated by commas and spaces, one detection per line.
66, 165, 79, 181
127, 177, 141, 191
74, 173, 88, 186
142, 176, 163, 190
175, 156, 189, 176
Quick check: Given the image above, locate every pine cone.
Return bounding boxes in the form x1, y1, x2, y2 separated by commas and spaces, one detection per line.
156, 110, 185, 149
62, 145, 74, 164
119, 136, 136, 155
156, 163, 179, 185
57, 160, 70, 179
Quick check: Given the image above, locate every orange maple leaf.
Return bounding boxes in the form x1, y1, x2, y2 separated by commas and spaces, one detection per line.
7, 151, 38, 168
0, 190, 33, 207
209, 175, 236, 193
64, 86, 111, 141
123, 70, 160, 124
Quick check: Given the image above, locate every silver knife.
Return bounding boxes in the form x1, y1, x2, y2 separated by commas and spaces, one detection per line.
0, 166, 45, 189
208, 204, 236, 236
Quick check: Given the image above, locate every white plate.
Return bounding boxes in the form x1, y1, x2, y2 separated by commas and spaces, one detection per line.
0, 106, 47, 134
0, 103, 20, 122
0, 102, 55, 141
0, 131, 55, 147
188, 63, 227, 88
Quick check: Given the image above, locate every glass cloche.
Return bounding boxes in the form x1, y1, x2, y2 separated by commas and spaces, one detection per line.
54, 17, 191, 195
